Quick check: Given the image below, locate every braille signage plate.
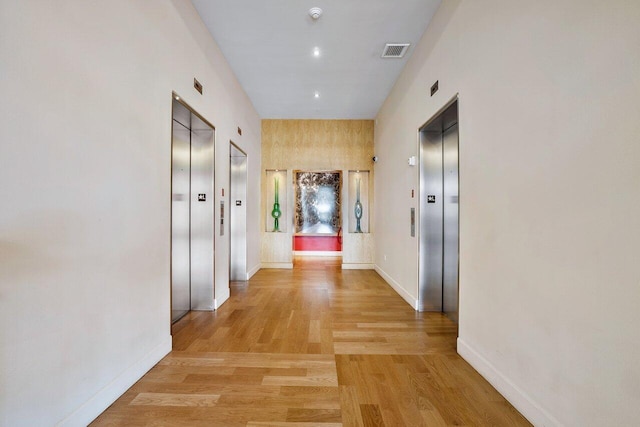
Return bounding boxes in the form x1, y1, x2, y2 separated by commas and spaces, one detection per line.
198, 193, 206, 201
427, 195, 436, 203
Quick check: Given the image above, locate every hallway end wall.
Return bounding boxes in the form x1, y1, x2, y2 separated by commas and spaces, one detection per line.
261, 120, 375, 268
374, 0, 640, 425
0, 1, 261, 425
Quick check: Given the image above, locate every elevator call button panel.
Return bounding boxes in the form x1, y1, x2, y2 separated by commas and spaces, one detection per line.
198, 193, 206, 201
427, 195, 436, 203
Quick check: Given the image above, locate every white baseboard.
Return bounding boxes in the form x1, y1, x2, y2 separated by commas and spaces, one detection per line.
261, 262, 293, 269
247, 264, 261, 279
214, 289, 230, 309
373, 265, 419, 310
457, 338, 561, 427
293, 251, 342, 257
59, 335, 172, 427
342, 263, 374, 270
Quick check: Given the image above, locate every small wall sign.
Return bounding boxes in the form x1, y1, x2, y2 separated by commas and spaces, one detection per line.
430, 80, 439, 96
198, 193, 206, 201
427, 195, 436, 203
194, 77, 203, 94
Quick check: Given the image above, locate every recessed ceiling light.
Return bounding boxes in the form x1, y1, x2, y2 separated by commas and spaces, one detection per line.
314, 91, 320, 98
313, 47, 320, 57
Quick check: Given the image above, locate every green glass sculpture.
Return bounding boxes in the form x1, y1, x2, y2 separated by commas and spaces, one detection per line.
271, 177, 282, 232
354, 177, 363, 233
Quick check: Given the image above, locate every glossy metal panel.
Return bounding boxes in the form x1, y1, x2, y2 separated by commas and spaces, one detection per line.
171, 98, 216, 322
442, 123, 459, 322
172, 99, 191, 130
419, 130, 443, 311
230, 148, 247, 280
171, 118, 191, 323
418, 98, 459, 319
189, 115, 215, 310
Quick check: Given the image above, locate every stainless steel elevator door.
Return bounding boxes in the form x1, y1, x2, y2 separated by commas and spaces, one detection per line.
442, 123, 459, 322
171, 121, 191, 323
171, 98, 215, 324
419, 131, 444, 311
418, 99, 459, 322
189, 122, 215, 311
230, 147, 247, 281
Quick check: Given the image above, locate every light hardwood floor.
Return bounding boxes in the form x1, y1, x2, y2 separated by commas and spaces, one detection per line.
91, 257, 530, 426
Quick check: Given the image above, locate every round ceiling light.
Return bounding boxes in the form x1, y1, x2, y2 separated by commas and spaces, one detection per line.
309, 7, 323, 20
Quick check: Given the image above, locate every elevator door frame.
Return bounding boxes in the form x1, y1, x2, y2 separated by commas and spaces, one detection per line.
418, 95, 460, 323
170, 93, 216, 325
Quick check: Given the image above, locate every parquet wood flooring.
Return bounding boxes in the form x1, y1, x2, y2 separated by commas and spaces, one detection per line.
92, 257, 530, 426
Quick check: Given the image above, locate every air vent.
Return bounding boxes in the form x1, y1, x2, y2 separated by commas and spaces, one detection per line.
381, 43, 410, 58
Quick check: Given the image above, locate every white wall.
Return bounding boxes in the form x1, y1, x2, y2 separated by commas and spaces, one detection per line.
375, 1, 640, 425
245, 142, 262, 279
0, 1, 261, 425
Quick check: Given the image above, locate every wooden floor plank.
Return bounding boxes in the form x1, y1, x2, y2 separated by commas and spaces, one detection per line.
92, 257, 530, 427
129, 392, 220, 407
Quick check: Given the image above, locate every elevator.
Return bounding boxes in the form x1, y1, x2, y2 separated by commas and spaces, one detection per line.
229, 142, 247, 281
171, 96, 215, 323
418, 99, 459, 322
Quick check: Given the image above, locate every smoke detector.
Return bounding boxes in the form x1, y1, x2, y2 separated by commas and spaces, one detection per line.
309, 7, 323, 20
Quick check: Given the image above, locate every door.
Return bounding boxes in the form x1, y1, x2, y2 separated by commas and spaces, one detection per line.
171, 118, 191, 322
229, 143, 247, 281
189, 120, 215, 311
442, 123, 459, 322
418, 99, 459, 323
419, 130, 443, 311
171, 96, 215, 324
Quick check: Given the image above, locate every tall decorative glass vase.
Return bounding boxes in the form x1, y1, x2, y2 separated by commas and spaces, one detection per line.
348, 170, 369, 233
266, 170, 287, 233
354, 178, 363, 233
271, 177, 282, 232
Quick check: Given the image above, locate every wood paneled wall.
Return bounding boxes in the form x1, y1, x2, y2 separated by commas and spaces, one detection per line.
261, 120, 375, 267
262, 120, 374, 171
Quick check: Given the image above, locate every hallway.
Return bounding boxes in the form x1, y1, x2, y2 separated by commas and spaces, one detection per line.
92, 258, 530, 426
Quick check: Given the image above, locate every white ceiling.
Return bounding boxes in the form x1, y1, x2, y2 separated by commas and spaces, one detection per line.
191, 0, 442, 119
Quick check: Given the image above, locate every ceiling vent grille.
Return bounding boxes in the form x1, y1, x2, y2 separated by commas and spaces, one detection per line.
381, 43, 410, 58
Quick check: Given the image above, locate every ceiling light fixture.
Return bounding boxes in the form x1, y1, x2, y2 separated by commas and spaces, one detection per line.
314, 91, 320, 98
308, 7, 322, 20
313, 47, 320, 57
